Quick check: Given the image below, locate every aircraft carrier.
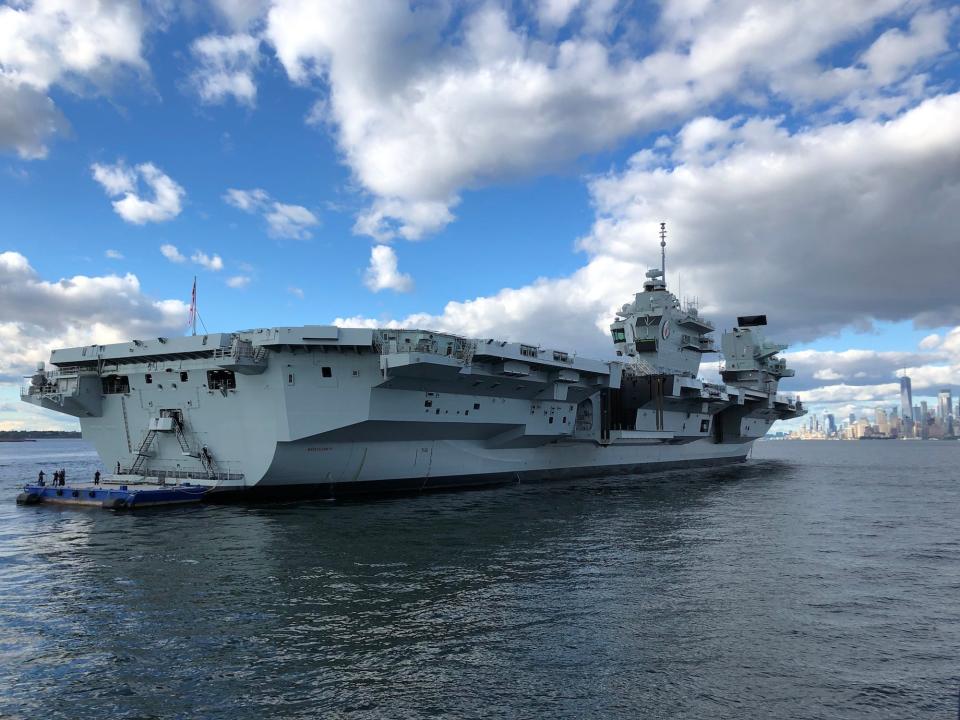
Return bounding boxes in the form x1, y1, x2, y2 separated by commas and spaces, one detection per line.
21, 228, 804, 498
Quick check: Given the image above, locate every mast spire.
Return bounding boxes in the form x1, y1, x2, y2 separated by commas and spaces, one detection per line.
659, 222, 667, 281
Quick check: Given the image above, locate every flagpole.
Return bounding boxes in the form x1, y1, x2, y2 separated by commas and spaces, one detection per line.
191, 276, 197, 336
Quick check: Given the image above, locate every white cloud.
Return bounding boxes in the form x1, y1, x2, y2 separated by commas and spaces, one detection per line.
264, 202, 318, 240
578, 93, 960, 340
354, 198, 455, 242
91, 161, 136, 195
210, 0, 269, 30
223, 187, 318, 239
91, 161, 185, 224
0, 251, 188, 384
189, 32, 260, 106
919, 333, 941, 350
288, 286, 304, 299
262, 0, 947, 239
160, 244, 186, 263
860, 11, 950, 86
537, 0, 583, 29
105, 249, 124, 260
223, 187, 269, 212
162, 245, 225, 271
0, 0, 147, 158
226, 275, 251, 288
337, 92, 960, 363
344, 253, 634, 352
190, 250, 224, 272
363, 245, 414, 294
0, 78, 68, 159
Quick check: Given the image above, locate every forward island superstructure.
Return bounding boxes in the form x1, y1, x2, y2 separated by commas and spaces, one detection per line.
22, 230, 804, 497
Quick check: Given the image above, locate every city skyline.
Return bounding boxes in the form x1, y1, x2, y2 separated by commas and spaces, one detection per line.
784, 373, 958, 440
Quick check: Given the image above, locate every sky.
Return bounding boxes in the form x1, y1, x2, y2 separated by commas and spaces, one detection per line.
1, 0, 959, 431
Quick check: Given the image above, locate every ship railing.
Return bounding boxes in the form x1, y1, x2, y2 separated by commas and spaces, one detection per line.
212, 340, 268, 365
20, 383, 60, 400
20, 364, 100, 400
117, 467, 245, 485
374, 330, 477, 365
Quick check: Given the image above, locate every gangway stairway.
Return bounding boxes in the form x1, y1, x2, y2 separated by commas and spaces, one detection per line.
128, 412, 217, 478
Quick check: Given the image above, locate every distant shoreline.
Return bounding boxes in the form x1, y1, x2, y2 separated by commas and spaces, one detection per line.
0, 431, 82, 442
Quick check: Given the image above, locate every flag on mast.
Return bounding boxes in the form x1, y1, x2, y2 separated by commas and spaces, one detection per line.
188, 276, 197, 335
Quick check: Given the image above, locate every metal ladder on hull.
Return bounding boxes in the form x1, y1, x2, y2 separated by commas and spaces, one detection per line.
172, 416, 217, 478
129, 429, 158, 475
128, 415, 218, 479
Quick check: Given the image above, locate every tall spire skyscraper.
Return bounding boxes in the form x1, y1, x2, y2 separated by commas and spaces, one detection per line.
900, 375, 913, 420
900, 375, 913, 436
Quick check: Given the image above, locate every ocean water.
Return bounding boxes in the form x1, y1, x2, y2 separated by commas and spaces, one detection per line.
0, 438, 957, 719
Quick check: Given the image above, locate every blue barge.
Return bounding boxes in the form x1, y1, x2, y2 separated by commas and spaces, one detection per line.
16, 483, 210, 509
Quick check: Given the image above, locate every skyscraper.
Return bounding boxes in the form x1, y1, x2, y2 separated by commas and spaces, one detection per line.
876, 407, 889, 435
900, 376, 913, 420
938, 389, 952, 423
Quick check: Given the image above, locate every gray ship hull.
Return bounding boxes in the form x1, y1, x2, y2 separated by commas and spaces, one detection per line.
256, 436, 750, 497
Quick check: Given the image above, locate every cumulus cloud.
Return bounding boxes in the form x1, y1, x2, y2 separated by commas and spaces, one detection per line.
226, 275, 251, 288
260, 0, 950, 240
578, 94, 960, 340
0, 251, 188, 384
223, 187, 318, 239
0, 0, 147, 158
189, 32, 260, 105
190, 250, 224, 271
363, 245, 414, 293
336, 92, 960, 364
160, 244, 224, 271
105, 249, 124, 260
860, 10, 951, 86
0, 78, 69, 159
919, 333, 941, 350
210, 0, 269, 30
91, 161, 185, 224
160, 244, 186, 263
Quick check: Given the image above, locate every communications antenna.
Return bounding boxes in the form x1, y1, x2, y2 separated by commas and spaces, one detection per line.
659, 222, 667, 279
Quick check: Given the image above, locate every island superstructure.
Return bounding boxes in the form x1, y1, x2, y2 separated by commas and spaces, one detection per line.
22, 229, 804, 497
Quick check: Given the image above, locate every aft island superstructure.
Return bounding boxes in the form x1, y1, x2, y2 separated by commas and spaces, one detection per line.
22, 231, 804, 497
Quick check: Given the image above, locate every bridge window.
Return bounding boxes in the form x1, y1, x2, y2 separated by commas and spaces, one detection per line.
611, 328, 626, 343
101, 375, 130, 394
207, 369, 236, 390
520, 344, 538, 358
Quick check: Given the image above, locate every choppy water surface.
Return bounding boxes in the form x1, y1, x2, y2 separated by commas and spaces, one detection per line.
0, 439, 958, 719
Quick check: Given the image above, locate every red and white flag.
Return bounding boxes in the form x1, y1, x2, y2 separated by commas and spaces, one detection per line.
187, 276, 196, 333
